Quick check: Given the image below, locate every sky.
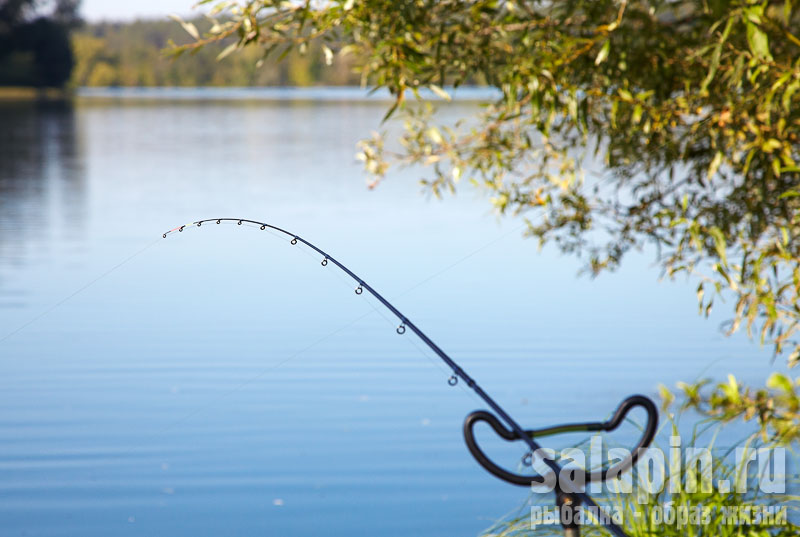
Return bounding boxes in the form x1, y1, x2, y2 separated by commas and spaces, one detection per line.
81, 0, 205, 21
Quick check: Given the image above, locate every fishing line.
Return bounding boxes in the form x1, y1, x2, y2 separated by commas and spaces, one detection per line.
164, 218, 659, 537
0, 214, 519, 349
0, 236, 162, 344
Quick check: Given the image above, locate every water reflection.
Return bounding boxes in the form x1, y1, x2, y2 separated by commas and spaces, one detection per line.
0, 100, 86, 299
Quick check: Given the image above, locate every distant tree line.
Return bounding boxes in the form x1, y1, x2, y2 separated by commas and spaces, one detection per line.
71, 18, 360, 87
0, 0, 80, 87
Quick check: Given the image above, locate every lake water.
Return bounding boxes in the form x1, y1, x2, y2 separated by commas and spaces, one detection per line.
0, 88, 785, 537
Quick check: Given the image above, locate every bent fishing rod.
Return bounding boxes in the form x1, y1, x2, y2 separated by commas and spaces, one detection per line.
163, 218, 658, 537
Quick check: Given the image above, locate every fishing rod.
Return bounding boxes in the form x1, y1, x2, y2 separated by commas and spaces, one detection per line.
163, 218, 658, 537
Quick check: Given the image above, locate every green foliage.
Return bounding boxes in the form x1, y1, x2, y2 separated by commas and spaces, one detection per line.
70, 18, 359, 87
177, 0, 800, 370
664, 373, 800, 443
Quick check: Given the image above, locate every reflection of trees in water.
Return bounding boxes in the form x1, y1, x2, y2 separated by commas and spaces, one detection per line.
0, 100, 86, 277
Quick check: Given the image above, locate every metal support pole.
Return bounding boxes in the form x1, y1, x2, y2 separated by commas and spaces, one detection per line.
557, 489, 582, 537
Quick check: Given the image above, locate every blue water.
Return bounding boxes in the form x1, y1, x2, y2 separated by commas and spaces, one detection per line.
0, 89, 784, 537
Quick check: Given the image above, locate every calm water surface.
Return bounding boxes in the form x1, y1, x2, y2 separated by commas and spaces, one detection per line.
0, 89, 783, 537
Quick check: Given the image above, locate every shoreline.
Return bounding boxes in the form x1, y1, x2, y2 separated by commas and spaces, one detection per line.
0, 87, 73, 101
0, 85, 498, 103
